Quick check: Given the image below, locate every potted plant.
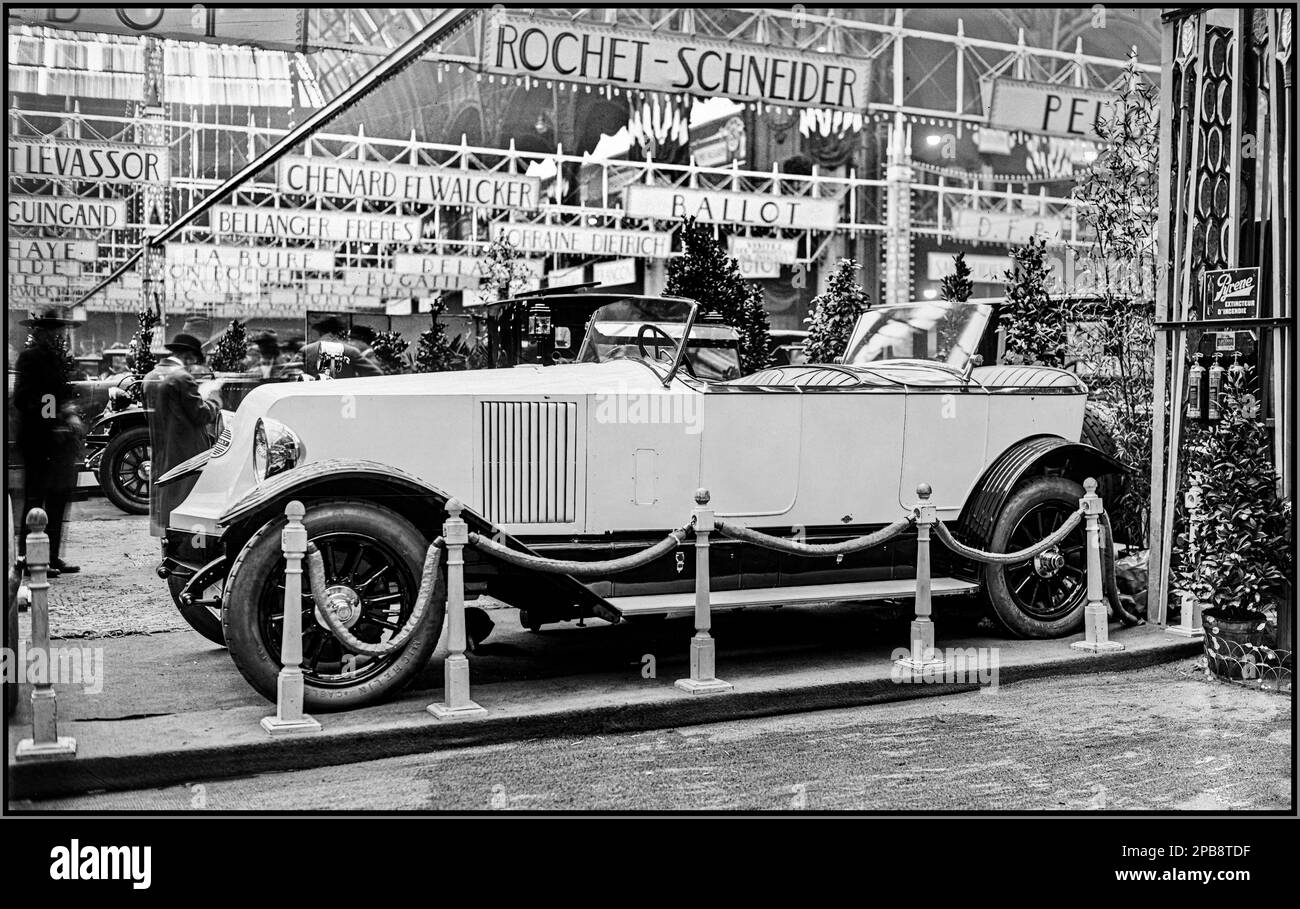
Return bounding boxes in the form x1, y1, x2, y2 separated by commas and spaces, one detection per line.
1172, 368, 1293, 680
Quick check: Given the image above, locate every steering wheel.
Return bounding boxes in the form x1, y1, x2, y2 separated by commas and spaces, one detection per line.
636, 323, 676, 362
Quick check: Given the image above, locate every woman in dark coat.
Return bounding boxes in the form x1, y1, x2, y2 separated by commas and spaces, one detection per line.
143, 333, 221, 537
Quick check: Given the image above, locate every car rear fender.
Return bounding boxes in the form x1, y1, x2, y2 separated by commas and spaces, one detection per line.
956, 435, 1128, 550
217, 458, 620, 623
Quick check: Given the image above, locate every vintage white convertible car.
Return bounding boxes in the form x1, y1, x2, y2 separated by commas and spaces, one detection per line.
157, 292, 1121, 708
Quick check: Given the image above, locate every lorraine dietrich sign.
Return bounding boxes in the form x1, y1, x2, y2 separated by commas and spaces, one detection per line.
481, 9, 870, 112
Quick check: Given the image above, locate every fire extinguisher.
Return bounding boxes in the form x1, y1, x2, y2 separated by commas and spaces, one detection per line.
1207, 353, 1224, 421
1186, 354, 1204, 419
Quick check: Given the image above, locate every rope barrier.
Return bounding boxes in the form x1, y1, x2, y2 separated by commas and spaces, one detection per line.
931, 508, 1084, 565
305, 537, 445, 657
713, 515, 915, 556
469, 527, 690, 577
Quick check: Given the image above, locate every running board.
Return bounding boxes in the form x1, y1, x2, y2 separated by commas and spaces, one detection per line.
608, 577, 979, 618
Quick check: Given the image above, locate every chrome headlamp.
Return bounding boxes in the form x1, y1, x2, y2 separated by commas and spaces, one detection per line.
252, 417, 305, 480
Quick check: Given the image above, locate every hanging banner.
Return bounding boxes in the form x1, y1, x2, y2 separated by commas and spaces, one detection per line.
210, 206, 422, 243
984, 78, 1114, 142
343, 269, 480, 292
625, 185, 839, 230
277, 156, 541, 211
8, 139, 169, 184
492, 223, 672, 259
7, 196, 127, 229
728, 236, 799, 279
949, 207, 1066, 245
481, 9, 869, 112
166, 243, 335, 271
8, 238, 99, 263
392, 253, 545, 281
926, 252, 1012, 285
9, 7, 305, 51
592, 258, 638, 287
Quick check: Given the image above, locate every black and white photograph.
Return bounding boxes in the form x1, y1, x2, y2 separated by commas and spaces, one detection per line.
2, 2, 1295, 886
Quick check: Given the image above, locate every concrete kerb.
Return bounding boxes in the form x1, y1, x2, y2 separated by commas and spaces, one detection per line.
8, 626, 1199, 801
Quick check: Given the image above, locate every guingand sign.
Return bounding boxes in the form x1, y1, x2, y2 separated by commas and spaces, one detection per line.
984, 78, 1115, 142
492, 223, 672, 259
7, 196, 127, 229
211, 206, 423, 243
624, 185, 840, 230
481, 10, 870, 112
277, 156, 541, 211
949, 207, 1066, 245
8, 139, 169, 184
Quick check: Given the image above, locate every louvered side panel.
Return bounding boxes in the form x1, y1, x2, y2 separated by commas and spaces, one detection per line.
481, 401, 577, 524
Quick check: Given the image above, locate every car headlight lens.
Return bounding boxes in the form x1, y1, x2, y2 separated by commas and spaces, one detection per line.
252, 417, 304, 480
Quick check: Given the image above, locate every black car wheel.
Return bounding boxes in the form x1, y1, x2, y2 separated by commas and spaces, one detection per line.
98, 426, 151, 515
222, 500, 444, 711
983, 476, 1089, 639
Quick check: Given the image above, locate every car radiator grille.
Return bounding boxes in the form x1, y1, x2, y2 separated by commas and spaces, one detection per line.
481, 401, 577, 524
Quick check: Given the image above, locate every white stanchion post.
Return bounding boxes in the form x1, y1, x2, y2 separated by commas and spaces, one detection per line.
1071, 478, 1125, 653
429, 498, 487, 719
675, 489, 733, 694
16, 508, 76, 760
895, 484, 946, 675
262, 501, 322, 735
1168, 485, 1205, 638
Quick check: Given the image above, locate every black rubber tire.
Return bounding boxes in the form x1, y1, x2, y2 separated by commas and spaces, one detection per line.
1080, 404, 1125, 528
983, 476, 1088, 639
167, 573, 225, 646
222, 500, 444, 711
98, 425, 152, 515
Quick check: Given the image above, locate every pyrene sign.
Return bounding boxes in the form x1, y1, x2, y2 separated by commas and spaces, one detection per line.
481, 9, 869, 112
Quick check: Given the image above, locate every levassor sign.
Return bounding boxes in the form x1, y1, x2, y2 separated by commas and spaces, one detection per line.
211, 206, 422, 243
277, 156, 540, 211
9, 139, 168, 184
984, 78, 1115, 142
625, 186, 839, 230
481, 10, 869, 112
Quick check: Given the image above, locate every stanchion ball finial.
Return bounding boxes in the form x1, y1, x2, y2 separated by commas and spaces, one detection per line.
285, 500, 305, 521
26, 508, 48, 532
694, 488, 710, 506
1083, 477, 1097, 495
446, 497, 464, 517
916, 483, 932, 501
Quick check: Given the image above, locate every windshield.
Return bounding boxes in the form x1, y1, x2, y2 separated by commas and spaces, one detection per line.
842, 301, 993, 368
577, 298, 742, 381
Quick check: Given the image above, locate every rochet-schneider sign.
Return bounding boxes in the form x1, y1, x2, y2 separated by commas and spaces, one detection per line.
625, 185, 840, 230
9, 139, 169, 184
984, 78, 1114, 142
493, 223, 672, 259
8, 196, 127, 229
277, 156, 541, 211
211, 206, 422, 243
481, 10, 869, 112
950, 207, 1066, 245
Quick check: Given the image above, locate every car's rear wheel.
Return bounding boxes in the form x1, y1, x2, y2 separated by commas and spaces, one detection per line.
222, 500, 444, 711
983, 476, 1088, 639
98, 426, 151, 515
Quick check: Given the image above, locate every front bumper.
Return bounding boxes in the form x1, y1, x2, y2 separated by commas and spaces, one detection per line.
160, 525, 225, 581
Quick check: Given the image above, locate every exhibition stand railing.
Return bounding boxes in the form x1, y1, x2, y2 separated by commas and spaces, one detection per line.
9, 479, 1126, 757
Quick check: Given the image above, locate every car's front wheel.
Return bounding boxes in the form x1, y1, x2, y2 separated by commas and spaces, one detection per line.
222, 500, 444, 711
982, 476, 1088, 639
98, 426, 151, 515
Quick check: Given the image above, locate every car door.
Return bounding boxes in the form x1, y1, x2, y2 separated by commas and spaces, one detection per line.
898, 386, 990, 517
698, 392, 801, 517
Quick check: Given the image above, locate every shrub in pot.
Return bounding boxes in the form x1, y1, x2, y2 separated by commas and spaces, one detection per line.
1171, 369, 1293, 680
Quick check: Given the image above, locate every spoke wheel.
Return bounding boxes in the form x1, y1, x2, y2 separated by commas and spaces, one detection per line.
98, 425, 152, 514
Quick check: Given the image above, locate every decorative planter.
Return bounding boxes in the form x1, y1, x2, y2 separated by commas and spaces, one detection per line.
1201, 607, 1273, 681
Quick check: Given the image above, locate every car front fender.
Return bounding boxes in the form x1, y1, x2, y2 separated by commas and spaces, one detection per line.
88, 407, 148, 441
217, 458, 620, 623
957, 435, 1128, 550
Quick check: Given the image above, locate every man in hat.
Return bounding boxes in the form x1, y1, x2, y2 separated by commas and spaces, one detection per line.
245, 330, 287, 379
12, 309, 82, 575
143, 333, 222, 537
348, 324, 377, 359
299, 316, 380, 380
